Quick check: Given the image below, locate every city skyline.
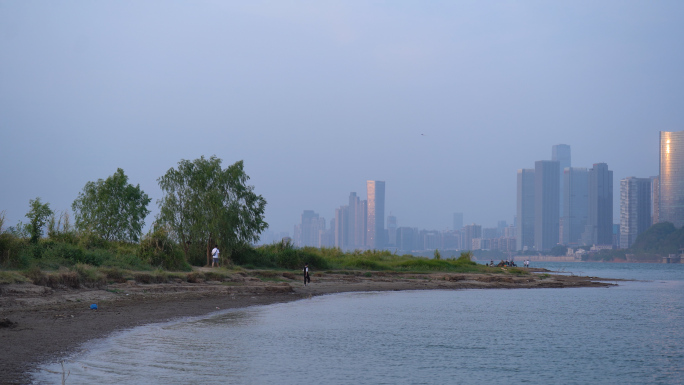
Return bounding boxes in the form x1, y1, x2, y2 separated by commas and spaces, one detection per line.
1, 2, 681, 237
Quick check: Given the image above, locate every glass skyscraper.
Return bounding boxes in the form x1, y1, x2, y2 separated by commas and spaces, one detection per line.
516, 169, 535, 251
620, 177, 652, 248
659, 131, 684, 228
534, 160, 560, 251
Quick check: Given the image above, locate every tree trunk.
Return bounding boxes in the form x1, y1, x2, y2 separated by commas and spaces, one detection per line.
206, 237, 214, 266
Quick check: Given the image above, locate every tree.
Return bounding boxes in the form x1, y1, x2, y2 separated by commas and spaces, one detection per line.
26, 198, 53, 243
72, 168, 151, 242
157, 156, 268, 265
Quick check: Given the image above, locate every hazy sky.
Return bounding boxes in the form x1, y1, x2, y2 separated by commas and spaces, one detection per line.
1, 1, 683, 236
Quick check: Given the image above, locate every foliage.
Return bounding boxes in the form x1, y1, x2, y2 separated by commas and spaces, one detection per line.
72, 168, 151, 242
433, 249, 441, 260
138, 225, 191, 271
157, 156, 267, 265
25, 198, 53, 244
628, 222, 684, 255
549, 244, 567, 256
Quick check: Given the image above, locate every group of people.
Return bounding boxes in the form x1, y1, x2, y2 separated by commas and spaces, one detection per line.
485, 259, 531, 268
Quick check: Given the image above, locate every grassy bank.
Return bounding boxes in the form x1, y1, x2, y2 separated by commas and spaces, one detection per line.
1, 230, 528, 288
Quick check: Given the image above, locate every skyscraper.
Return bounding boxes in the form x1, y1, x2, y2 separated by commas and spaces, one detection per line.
297, 210, 325, 247
516, 169, 535, 251
562, 167, 588, 245
552, 144, 571, 217
583, 163, 613, 245
620, 177, 652, 248
659, 131, 684, 228
534, 160, 560, 251
453, 212, 463, 230
387, 214, 397, 247
366, 180, 386, 249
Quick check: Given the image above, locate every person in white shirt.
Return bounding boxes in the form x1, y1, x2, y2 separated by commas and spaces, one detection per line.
212, 245, 220, 267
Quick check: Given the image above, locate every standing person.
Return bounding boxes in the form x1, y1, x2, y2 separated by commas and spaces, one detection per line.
303, 263, 310, 286
211, 245, 220, 267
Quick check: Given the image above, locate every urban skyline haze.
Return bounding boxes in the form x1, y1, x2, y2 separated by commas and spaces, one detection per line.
1, 1, 682, 237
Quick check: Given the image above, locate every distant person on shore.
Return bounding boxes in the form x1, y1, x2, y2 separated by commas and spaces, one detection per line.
303, 263, 310, 286
211, 245, 220, 267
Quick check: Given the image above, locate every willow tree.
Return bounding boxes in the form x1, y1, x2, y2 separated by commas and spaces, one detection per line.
72, 168, 151, 242
157, 156, 267, 265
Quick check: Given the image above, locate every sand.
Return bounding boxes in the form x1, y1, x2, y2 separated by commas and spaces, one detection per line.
0, 269, 614, 384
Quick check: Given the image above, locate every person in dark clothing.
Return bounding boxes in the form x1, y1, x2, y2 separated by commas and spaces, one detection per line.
303, 263, 311, 286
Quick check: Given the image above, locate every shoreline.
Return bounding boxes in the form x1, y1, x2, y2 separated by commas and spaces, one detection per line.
0, 271, 613, 384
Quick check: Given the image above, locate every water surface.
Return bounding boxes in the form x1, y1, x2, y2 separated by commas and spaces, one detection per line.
33, 263, 684, 384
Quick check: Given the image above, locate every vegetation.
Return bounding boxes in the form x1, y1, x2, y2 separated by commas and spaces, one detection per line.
157, 156, 268, 266
1, 156, 529, 287
72, 168, 151, 242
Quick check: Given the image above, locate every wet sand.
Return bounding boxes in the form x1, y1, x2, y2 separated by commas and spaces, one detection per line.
0, 270, 613, 384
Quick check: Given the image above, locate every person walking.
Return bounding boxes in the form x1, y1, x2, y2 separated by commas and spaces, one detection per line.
211, 245, 220, 267
303, 263, 310, 286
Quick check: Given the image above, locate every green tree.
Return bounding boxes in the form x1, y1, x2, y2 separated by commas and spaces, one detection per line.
25, 197, 53, 243
157, 156, 268, 265
72, 168, 151, 242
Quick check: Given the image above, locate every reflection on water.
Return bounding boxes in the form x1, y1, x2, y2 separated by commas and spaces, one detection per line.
33, 263, 684, 385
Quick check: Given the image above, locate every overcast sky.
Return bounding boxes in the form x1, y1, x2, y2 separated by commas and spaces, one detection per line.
1, 1, 683, 236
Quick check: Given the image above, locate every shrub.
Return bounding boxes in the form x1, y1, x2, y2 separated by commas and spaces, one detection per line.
138, 226, 191, 271
72, 264, 106, 287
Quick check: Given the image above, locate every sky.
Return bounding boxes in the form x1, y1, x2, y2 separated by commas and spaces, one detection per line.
1, 1, 683, 236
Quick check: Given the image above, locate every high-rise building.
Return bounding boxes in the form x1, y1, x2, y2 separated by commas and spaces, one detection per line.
534, 160, 560, 251
651, 176, 660, 225
620, 177, 652, 248
583, 163, 613, 245
334, 206, 350, 250
463, 224, 482, 251
297, 210, 325, 247
552, 144, 571, 217
659, 131, 684, 228
387, 214, 397, 247
453, 212, 463, 230
562, 167, 589, 245
516, 169, 535, 251
366, 180, 386, 249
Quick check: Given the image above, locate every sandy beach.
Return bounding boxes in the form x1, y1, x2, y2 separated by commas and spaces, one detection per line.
0, 270, 613, 384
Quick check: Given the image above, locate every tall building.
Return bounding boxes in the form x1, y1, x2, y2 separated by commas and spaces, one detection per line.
462, 224, 482, 251
534, 160, 560, 251
620, 177, 652, 248
453, 212, 463, 230
516, 169, 535, 251
387, 214, 397, 247
297, 210, 325, 247
562, 167, 589, 245
659, 131, 684, 228
552, 144, 571, 217
366, 180, 386, 249
583, 163, 613, 245
651, 176, 660, 225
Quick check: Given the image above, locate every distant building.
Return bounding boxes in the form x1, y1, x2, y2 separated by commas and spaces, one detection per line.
366, 180, 386, 249
583, 163, 613, 245
552, 144, 571, 217
534, 160, 560, 251
562, 167, 589, 245
397, 227, 418, 252
651, 176, 660, 225
659, 131, 684, 228
387, 214, 397, 247
516, 168, 535, 251
463, 224, 482, 251
453, 212, 464, 230
482, 227, 498, 239
620, 177, 652, 248
296, 210, 325, 247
